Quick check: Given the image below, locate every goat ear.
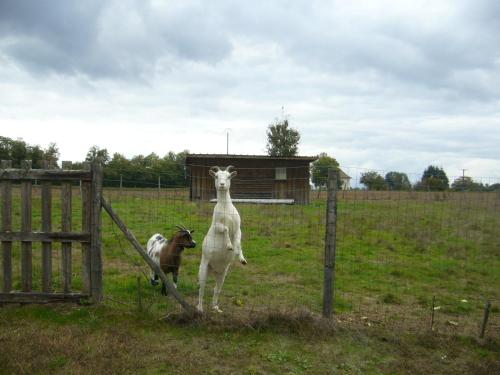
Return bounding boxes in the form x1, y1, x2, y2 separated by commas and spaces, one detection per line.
190, 229, 195, 234
209, 169, 217, 177
230, 171, 237, 178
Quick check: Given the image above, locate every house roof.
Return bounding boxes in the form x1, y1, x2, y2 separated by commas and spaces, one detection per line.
339, 169, 351, 179
186, 153, 318, 162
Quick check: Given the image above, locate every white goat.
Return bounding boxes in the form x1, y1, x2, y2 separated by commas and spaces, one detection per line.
197, 165, 247, 313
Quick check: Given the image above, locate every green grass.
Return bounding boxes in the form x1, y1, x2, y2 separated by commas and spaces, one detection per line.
1, 187, 499, 373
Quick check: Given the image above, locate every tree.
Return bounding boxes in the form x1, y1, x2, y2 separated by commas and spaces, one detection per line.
85, 145, 110, 164
385, 171, 411, 190
486, 183, 500, 191
27, 145, 44, 168
418, 165, 449, 191
43, 143, 60, 167
265, 119, 300, 157
311, 153, 340, 191
451, 176, 484, 191
10, 138, 28, 166
360, 171, 386, 190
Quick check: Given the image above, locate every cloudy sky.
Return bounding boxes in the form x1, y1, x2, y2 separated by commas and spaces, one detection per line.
1, 0, 499, 183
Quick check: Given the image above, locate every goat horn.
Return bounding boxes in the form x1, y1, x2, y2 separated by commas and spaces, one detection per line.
175, 224, 187, 231
226, 165, 235, 172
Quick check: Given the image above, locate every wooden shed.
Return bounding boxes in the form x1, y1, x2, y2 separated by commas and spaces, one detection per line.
185, 154, 317, 204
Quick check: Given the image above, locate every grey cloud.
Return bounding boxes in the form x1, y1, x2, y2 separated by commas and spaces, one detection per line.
220, 0, 500, 101
0, 0, 232, 79
2, 0, 499, 102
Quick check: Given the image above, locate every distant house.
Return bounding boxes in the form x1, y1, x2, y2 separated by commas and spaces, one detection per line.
185, 154, 318, 204
339, 169, 351, 190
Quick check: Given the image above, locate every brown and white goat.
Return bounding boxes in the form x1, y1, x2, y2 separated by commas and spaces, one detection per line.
146, 225, 196, 295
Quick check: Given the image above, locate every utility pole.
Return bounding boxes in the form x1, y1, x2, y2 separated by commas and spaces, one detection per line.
460, 169, 467, 191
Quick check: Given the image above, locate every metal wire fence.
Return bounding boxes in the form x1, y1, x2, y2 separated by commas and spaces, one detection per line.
96, 165, 499, 338
1, 161, 497, 339
334, 187, 499, 336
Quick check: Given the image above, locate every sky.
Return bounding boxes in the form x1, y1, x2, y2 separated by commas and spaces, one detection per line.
1, 0, 499, 184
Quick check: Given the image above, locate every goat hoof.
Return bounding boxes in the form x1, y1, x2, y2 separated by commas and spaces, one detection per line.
240, 258, 247, 265
150, 279, 159, 286
212, 306, 223, 313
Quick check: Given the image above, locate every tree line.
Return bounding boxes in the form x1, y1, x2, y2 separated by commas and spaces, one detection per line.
2, 135, 499, 192
77, 146, 190, 188
310, 154, 499, 192
266, 121, 500, 192
0, 137, 189, 188
358, 166, 500, 192
0, 136, 59, 168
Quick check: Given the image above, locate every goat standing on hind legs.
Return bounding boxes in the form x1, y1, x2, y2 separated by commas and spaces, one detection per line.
197, 165, 247, 313
146, 225, 196, 295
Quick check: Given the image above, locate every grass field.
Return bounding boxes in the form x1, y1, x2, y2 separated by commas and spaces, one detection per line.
1, 186, 499, 374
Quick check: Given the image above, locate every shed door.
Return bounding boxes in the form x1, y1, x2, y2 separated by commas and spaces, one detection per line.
275, 180, 287, 198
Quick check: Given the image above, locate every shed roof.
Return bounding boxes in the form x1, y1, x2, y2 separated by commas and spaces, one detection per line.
186, 154, 317, 162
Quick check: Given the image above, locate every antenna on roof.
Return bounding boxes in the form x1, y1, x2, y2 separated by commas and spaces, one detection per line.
224, 128, 232, 155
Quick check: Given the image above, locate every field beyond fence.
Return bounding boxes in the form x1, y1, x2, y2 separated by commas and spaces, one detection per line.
98, 185, 500, 338
1, 183, 499, 339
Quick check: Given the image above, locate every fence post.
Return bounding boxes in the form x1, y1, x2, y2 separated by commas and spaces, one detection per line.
81, 162, 92, 295
61, 161, 73, 293
479, 300, 491, 339
90, 160, 103, 302
41, 160, 53, 292
323, 168, 338, 318
1, 160, 13, 293
21, 160, 33, 292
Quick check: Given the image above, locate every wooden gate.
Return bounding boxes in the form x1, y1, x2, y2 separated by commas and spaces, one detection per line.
0, 160, 103, 303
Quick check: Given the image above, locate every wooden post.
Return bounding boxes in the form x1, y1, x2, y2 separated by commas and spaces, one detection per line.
1, 160, 13, 293
101, 197, 198, 316
90, 160, 103, 302
120, 174, 123, 190
430, 296, 436, 331
323, 168, 338, 318
158, 175, 161, 193
41, 160, 53, 292
21, 160, 33, 292
61, 161, 72, 293
479, 301, 491, 339
81, 162, 92, 294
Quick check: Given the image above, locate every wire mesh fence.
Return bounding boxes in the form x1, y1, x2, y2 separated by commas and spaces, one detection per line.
333, 171, 500, 337
1, 162, 498, 339
98, 164, 499, 338
102, 175, 325, 318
